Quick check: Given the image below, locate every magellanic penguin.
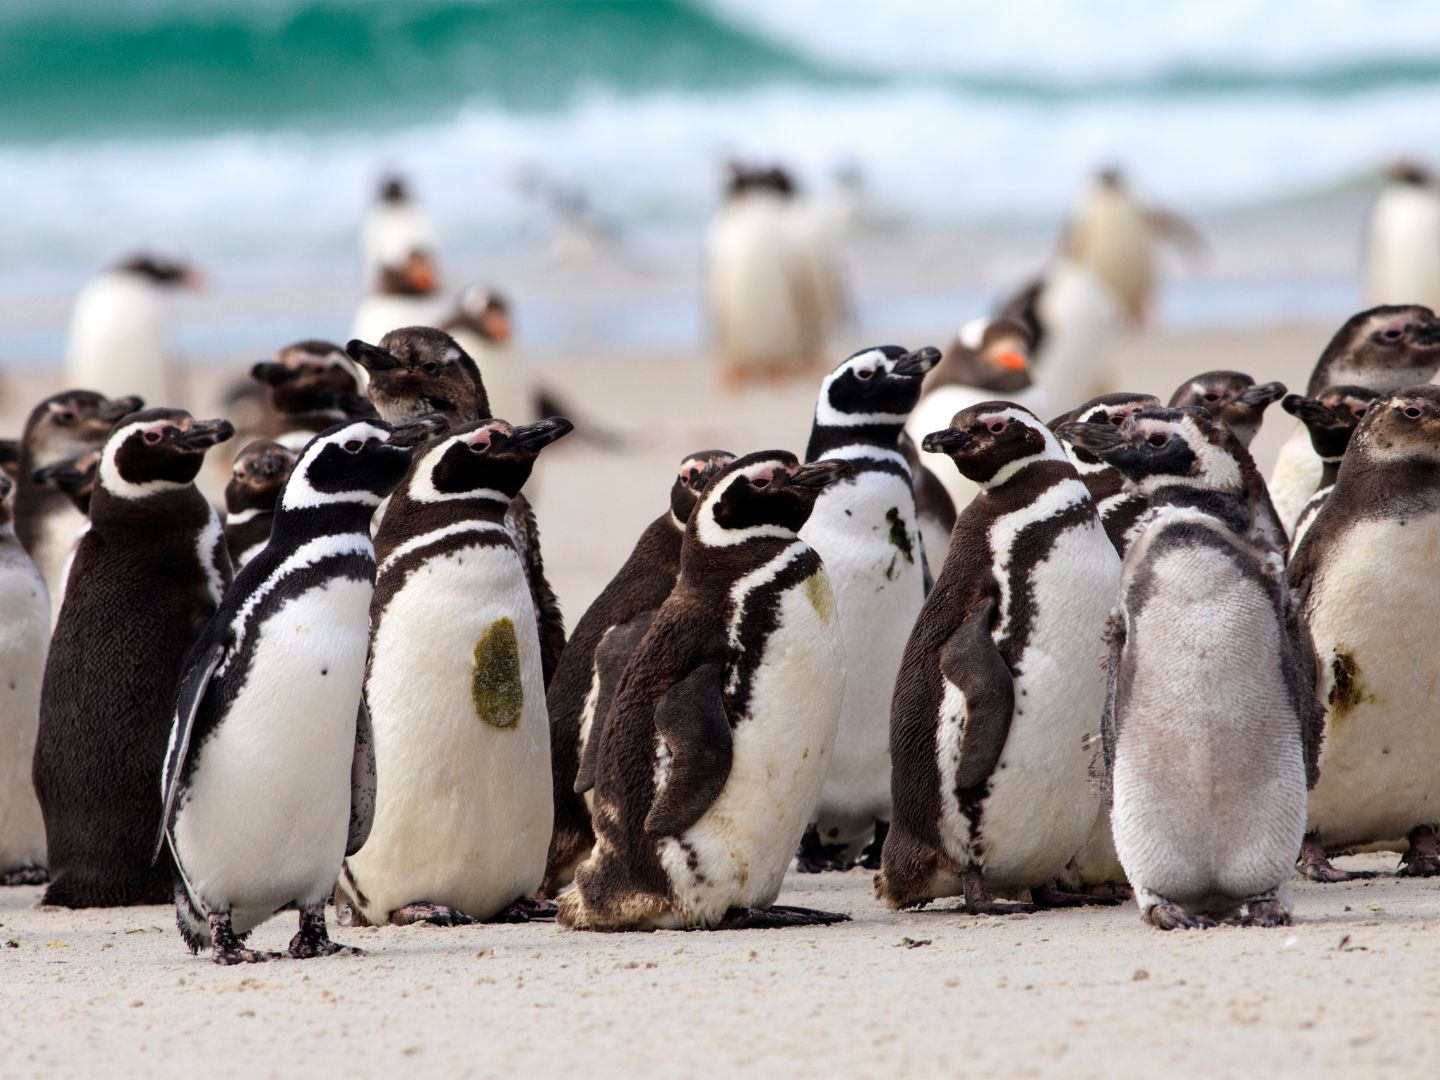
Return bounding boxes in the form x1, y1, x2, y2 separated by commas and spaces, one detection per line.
542, 449, 736, 896
15, 390, 142, 612
796, 344, 939, 871
905, 318, 1033, 515
877, 403, 1120, 913
0, 473, 48, 885
158, 416, 441, 964
1366, 160, 1440, 311
35, 409, 234, 908
223, 440, 297, 570
339, 417, 573, 927
64, 254, 201, 409
558, 452, 855, 931
354, 177, 445, 344
1169, 370, 1289, 550
1059, 406, 1315, 929
1269, 306, 1440, 532
1280, 386, 1377, 554
247, 340, 374, 447
1047, 392, 1159, 556
29, 451, 101, 612
345, 328, 567, 688
1289, 386, 1440, 882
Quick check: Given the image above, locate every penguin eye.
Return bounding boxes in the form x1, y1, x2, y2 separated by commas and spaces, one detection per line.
468, 440, 489, 454
854, 368, 874, 381
343, 439, 364, 453
420, 361, 440, 376
1147, 433, 1168, 447
143, 430, 163, 446
1382, 326, 1406, 342
1203, 392, 1220, 402
1108, 414, 1124, 426
1402, 404, 1423, 420
750, 475, 771, 489
987, 420, 1008, 434
54, 410, 76, 426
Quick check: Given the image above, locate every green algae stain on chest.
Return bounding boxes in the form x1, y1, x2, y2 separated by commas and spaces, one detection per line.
885, 506, 915, 564
472, 617, 524, 729
804, 573, 834, 625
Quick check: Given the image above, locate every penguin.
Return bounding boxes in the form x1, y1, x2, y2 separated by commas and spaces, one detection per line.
158, 416, 441, 963
34, 409, 234, 908
1268, 305, 1440, 532
877, 403, 1120, 913
557, 452, 854, 931
1058, 405, 1314, 928
31, 452, 99, 518
1366, 160, 1440, 311
361, 175, 436, 289
338, 417, 573, 927
64, 254, 200, 409
795, 344, 940, 871
905, 318, 1033, 514
1289, 385, 1440, 882
542, 449, 736, 896
441, 286, 535, 427
1169, 370, 1289, 550
223, 440, 297, 569
246, 340, 374, 448
352, 191, 445, 345
1280, 386, 1377, 554
0, 473, 48, 885
15, 390, 142, 611
1047, 392, 1159, 555
345, 328, 567, 688
900, 433, 955, 585
1061, 166, 1202, 326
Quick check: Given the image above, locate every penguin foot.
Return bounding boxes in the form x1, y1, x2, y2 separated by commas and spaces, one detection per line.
1398, 826, 1440, 877
857, 821, 889, 871
1238, 899, 1291, 928
289, 906, 362, 959
0, 865, 47, 887
208, 911, 277, 965
390, 903, 478, 927
716, 905, 851, 930
794, 825, 852, 873
962, 900, 1040, 916
1142, 902, 1216, 931
491, 897, 558, 923
1299, 836, 1376, 882
1030, 880, 1122, 908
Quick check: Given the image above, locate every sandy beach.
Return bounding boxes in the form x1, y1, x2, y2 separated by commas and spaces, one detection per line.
6, 323, 1437, 1078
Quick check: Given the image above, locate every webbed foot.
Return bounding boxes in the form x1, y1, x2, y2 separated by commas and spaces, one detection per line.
1398, 825, 1440, 877
1143, 901, 1216, 931
0, 865, 47, 887
390, 902, 478, 927
289, 905, 362, 959
794, 826, 852, 873
1299, 835, 1377, 882
491, 896, 558, 923
208, 911, 278, 965
1239, 898, 1291, 927
1031, 879, 1122, 908
716, 905, 850, 929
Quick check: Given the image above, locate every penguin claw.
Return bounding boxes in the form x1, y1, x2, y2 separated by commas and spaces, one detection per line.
1239, 899, 1291, 928
491, 897, 558, 923
1398, 826, 1440, 877
1300, 859, 1376, 883
213, 946, 276, 966
716, 905, 851, 930
390, 903, 478, 927
1143, 901, 1215, 931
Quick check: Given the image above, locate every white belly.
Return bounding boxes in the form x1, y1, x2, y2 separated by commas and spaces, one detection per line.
351, 294, 447, 346
659, 573, 845, 924
1368, 189, 1440, 310
172, 578, 371, 932
1269, 425, 1324, 535
346, 546, 552, 921
64, 273, 176, 407
32, 506, 86, 621
1306, 516, 1440, 846
705, 197, 809, 369
800, 473, 923, 851
0, 550, 49, 868
963, 518, 1117, 888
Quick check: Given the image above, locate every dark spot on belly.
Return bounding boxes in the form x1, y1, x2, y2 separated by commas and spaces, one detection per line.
1329, 649, 1369, 720
885, 507, 915, 564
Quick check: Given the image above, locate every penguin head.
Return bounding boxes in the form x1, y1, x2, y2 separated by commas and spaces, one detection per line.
930, 320, 1031, 396
1048, 392, 1160, 463
669, 450, 737, 523
693, 451, 853, 547
1312, 305, 1440, 394
226, 439, 298, 515
23, 390, 143, 467
1348, 385, 1440, 466
113, 252, 203, 290
1057, 406, 1246, 497
922, 402, 1061, 486
252, 340, 367, 418
98, 409, 235, 499
282, 415, 446, 512
1282, 385, 1378, 460
31, 450, 100, 516
815, 346, 941, 428
1168, 370, 1286, 448
346, 328, 488, 427
406, 417, 572, 503
450, 285, 513, 345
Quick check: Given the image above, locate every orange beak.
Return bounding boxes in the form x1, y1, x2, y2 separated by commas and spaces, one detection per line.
407, 256, 438, 294
990, 350, 1028, 372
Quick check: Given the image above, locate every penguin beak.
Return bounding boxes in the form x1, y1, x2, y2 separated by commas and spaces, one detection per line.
1237, 381, 1286, 407
387, 413, 449, 448
175, 418, 235, 450
1055, 421, 1127, 456
252, 361, 299, 386
922, 428, 973, 454
989, 350, 1029, 372
893, 346, 941, 377
1281, 394, 1333, 425
345, 339, 403, 373
785, 459, 853, 490
1411, 319, 1440, 346
98, 395, 145, 423
507, 417, 575, 453
32, 459, 88, 490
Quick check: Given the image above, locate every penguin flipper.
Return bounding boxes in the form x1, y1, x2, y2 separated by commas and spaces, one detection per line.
575, 612, 655, 795
939, 600, 1014, 790
1099, 609, 1127, 798
347, 699, 377, 856
155, 636, 228, 862
643, 662, 733, 837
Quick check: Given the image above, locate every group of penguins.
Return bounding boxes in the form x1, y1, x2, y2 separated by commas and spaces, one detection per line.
1, 302, 1439, 964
